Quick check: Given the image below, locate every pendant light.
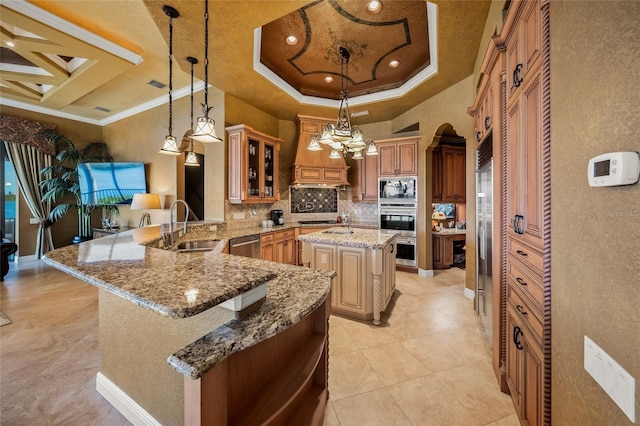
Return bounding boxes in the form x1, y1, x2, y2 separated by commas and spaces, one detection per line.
184, 56, 200, 167
159, 5, 181, 155
190, 0, 223, 143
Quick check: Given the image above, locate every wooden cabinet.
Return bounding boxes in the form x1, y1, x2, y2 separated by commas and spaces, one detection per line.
185, 290, 330, 425
480, 0, 549, 423
260, 232, 275, 261
382, 241, 396, 308
432, 145, 466, 203
274, 229, 296, 265
432, 233, 466, 269
260, 229, 295, 265
506, 290, 544, 426
297, 226, 331, 266
302, 235, 396, 325
377, 136, 419, 177
227, 124, 282, 204
441, 146, 466, 202
432, 147, 442, 202
350, 152, 379, 203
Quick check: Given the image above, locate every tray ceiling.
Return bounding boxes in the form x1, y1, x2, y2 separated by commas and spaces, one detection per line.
0, 1, 490, 125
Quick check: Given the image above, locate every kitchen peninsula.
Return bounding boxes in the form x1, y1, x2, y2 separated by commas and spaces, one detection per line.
299, 228, 397, 325
42, 224, 334, 426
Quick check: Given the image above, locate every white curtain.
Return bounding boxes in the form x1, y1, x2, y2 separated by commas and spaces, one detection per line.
4, 141, 53, 258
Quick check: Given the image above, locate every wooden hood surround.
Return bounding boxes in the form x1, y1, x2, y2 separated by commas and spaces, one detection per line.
290, 115, 350, 186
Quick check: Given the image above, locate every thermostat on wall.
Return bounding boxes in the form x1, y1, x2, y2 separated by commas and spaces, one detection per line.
588, 151, 640, 187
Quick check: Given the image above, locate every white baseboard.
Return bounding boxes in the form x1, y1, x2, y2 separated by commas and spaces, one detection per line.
418, 268, 434, 278
464, 288, 475, 300
14, 254, 36, 263
96, 372, 161, 426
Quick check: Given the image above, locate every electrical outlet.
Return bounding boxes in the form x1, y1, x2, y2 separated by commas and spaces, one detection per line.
209, 225, 217, 232
233, 212, 245, 220
584, 335, 635, 422
29, 218, 39, 225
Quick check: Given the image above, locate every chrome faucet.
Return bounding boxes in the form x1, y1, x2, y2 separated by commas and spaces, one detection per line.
341, 212, 353, 234
164, 200, 191, 248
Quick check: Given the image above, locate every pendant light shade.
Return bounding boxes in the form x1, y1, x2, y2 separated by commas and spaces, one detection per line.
190, 0, 222, 143
184, 56, 200, 167
159, 5, 181, 156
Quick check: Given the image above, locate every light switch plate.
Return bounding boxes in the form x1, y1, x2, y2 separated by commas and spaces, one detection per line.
584, 335, 635, 422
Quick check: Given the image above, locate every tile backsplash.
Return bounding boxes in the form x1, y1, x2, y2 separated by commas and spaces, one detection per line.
224, 187, 379, 226
290, 187, 338, 214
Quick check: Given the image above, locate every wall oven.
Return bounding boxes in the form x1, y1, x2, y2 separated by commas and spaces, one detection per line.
379, 204, 417, 267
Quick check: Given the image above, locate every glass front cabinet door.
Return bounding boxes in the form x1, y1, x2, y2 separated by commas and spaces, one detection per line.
227, 124, 282, 204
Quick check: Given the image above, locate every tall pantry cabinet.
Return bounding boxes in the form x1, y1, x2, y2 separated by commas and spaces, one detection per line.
469, 0, 551, 424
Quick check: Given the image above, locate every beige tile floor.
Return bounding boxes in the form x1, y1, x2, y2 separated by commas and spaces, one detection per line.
1, 260, 518, 425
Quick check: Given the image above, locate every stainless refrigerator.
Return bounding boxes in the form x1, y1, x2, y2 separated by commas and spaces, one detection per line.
476, 158, 493, 343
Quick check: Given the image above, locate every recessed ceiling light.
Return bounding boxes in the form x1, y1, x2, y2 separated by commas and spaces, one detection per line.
367, 0, 382, 14
6, 41, 15, 47
388, 60, 400, 68
324, 76, 334, 83
285, 35, 298, 46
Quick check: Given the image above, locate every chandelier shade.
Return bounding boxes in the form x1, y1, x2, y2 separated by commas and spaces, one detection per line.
306, 46, 377, 160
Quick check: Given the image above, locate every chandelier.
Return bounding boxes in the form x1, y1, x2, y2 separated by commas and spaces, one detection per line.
307, 46, 377, 160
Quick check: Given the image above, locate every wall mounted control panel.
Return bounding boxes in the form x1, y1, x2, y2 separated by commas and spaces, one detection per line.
588, 151, 640, 187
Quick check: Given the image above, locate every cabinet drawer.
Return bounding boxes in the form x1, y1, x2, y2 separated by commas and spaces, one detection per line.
508, 285, 543, 342
507, 256, 544, 309
508, 238, 544, 276
276, 229, 295, 240
260, 233, 274, 244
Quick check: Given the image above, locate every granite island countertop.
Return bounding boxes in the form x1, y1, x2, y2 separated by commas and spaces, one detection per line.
43, 222, 335, 377
297, 227, 397, 249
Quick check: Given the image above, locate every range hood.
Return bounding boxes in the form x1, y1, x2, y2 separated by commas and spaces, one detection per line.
290, 115, 350, 186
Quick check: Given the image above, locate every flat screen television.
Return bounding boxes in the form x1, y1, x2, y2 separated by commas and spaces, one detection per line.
77, 162, 146, 205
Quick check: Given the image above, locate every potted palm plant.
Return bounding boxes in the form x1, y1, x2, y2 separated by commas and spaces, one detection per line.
40, 130, 116, 244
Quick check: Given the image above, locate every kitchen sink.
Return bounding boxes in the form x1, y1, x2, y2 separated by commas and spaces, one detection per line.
176, 239, 221, 253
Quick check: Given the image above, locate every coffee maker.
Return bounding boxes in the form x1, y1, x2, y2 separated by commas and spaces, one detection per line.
270, 209, 284, 225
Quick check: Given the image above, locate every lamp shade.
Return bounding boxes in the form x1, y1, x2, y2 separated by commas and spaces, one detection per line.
130, 193, 161, 210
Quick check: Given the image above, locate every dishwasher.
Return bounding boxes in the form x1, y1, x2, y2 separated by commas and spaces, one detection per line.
229, 235, 261, 259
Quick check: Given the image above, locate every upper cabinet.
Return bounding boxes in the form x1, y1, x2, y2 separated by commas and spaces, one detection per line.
227, 124, 282, 204
432, 144, 466, 203
377, 136, 419, 177
350, 153, 379, 203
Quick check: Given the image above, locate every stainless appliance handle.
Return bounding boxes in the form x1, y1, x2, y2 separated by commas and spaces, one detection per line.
380, 209, 417, 215
231, 238, 260, 248
479, 226, 486, 260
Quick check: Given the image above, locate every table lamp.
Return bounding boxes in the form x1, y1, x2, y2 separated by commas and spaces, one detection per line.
131, 193, 162, 227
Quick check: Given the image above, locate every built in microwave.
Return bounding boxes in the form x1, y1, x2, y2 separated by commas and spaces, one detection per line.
378, 176, 417, 203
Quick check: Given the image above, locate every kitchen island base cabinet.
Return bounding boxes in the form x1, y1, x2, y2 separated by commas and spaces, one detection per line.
184, 295, 330, 426
301, 234, 396, 325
